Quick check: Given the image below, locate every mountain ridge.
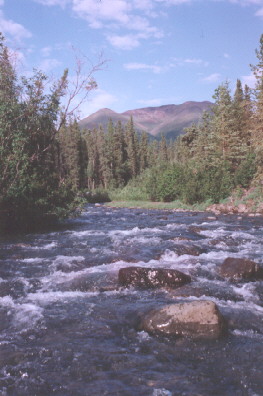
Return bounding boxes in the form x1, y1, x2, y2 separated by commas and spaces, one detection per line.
79, 100, 213, 140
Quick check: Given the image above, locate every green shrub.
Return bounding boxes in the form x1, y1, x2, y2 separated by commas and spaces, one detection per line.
84, 189, 111, 203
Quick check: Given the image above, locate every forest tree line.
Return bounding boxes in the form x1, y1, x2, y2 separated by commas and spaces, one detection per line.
1, 33, 263, 231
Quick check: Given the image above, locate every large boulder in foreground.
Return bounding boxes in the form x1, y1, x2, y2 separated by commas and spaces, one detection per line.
140, 300, 227, 340
219, 257, 263, 281
118, 267, 191, 289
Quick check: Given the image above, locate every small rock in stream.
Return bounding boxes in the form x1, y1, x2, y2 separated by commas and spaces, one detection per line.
219, 257, 263, 281
140, 300, 227, 340
118, 267, 191, 289
60, 272, 119, 292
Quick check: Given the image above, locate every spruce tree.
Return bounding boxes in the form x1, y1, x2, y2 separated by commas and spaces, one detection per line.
250, 34, 263, 179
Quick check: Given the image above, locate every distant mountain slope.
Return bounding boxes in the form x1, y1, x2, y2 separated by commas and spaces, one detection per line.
79, 101, 213, 140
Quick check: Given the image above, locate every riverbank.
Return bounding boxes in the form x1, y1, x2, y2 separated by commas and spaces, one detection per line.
105, 200, 208, 211
105, 187, 263, 216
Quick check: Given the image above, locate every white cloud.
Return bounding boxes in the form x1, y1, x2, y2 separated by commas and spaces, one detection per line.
107, 34, 141, 50
38, 58, 61, 73
184, 58, 209, 66
125, 57, 208, 73
226, 0, 263, 17
41, 46, 53, 57
72, 0, 132, 25
223, 53, 230, 59
171, 57, 209, 67
0, 11, 32, 42
200, 73, 221, 83
72, 0, 164, 49
242, 73, 257, 88
0, 0, 4, 7
124, 62, 166, 73
255, 6, 263, 16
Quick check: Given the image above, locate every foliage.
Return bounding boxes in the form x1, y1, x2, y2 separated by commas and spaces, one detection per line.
0, 34, 97, 231
84, 189, 111, 203
1, 32, 263, 230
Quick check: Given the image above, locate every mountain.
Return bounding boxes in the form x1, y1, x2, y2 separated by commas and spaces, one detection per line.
79, 101, 213, 140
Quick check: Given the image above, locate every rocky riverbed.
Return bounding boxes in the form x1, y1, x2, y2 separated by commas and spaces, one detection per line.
0, 205, 263, 395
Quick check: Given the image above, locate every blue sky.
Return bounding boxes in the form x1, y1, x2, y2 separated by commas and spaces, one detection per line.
0, 0, 263, 117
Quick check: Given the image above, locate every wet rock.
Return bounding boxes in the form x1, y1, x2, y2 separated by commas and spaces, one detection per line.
173, 244, 206, 256
0, 309, 11, 331
188, 226, 206, 234
140, 300, 227, 339
0, 280, 25, 298
219, 257, 263, 281
118, 267, 191, 289
168, 284, 242, 302
209, 236, 239, 247
60, 272, 119, 292
237, 204, 248, 213
172, 236, 191, 242
0, 345, 26, 366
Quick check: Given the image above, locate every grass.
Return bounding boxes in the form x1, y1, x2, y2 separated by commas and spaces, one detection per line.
105, 199, 212, 211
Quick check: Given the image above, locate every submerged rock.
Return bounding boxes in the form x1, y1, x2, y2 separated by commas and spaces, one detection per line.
140, 300, 227, 339
60, 272, 119, 292
173, 244, 206, 256
219, 257, 263, 281
0, 280, 26, 298
118, 267, 191, 289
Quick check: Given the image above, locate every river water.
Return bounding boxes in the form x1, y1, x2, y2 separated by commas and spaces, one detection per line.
0, 205, 263, 396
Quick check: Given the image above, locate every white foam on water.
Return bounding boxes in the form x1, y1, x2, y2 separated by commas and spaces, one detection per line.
231, 329, 263, 340
238, 241, 263, 256
109, 226, 164, 237
232, 283, 259, 302
21, 258, 46, 264
0, 295, 15, 309
166, 223, 186, 230
217, 299, 263, 314
159, 249, 179, 262
26, 291, 96, 305
168, 294, 263, 315
27, 241, 58, 250
12, 303, 44, 328
200, 227, 229, 238
199, 221, 225, 227
41, 242, 58, 249
137, 331, 151, 342
50, 255, 85, 271
0, 296, 44, 329
152, 389, 172, 396
231, 230, 257, 241
154, 249, 202, 273
70, 230, 106, 238
126, 236, 162, 245
198, 249, 230, 263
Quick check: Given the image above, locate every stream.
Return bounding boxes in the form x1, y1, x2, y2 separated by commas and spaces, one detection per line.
0, 205, 263, 396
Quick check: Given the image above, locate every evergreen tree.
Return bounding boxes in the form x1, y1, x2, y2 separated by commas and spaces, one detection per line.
0, 34, 77, 230
250, 34, 263, 178
113, 120, 127, 186
159, 134, 168, 162
126, 116, 138, 178
139, 131, 149, 172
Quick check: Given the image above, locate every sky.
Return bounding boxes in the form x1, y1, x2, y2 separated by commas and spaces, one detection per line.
0, 0, 263, 117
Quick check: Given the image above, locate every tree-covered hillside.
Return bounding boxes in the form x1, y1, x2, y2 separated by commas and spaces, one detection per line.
1, 33, 263, 232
